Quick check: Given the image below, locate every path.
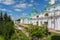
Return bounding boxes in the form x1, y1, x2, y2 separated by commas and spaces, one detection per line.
15, 23, 29, 37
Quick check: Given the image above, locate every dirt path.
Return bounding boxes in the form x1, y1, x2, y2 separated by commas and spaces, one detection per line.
15, 24, 29, 37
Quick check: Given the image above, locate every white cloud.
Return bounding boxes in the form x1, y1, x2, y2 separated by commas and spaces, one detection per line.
0, 0, 15, 5
0, 8, 12, 13
13, 3, 33, 9
8, 10, 12, 12
28, 4, 33, 7
14, 3, 27, 8
22, 13, 27, 16
1, 8, 7, 11
30, 0, 34, 3
14, 9, 22, 12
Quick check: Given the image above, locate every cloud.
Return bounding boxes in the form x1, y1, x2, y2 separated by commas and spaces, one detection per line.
22, 13, 28, 16
0, 8, 12, 13
0, 0, 15, 5
14, 3, 27, 9
30, 0, 34, 3
13, 3, 33, 9
2, 9, 7, 11
0, 8, 7, 11
28, 4, 33, 7
14, 9, 22, 12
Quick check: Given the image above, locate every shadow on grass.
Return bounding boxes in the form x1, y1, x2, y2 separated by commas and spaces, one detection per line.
51, 35, 60, 40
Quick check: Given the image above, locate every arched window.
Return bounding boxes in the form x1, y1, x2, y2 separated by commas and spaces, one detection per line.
45, 13, 48, 16
36, 15, 39, 18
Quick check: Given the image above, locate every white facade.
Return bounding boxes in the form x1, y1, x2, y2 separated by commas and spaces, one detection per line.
18, 0, 60, 30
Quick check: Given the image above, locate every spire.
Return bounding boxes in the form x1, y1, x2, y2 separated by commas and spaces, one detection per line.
33, 4, 36, 10
49, 0, 55, 5
30, 3, 38, 16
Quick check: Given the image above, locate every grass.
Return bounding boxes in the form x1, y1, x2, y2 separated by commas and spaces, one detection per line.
18, 30, 29, 40
11, 30, 29, 40
46, 32, 60, 40
0, 35, 4, 40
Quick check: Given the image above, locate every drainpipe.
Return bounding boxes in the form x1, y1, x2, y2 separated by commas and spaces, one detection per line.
37, 15, 39, 26
54, 10, 56, 30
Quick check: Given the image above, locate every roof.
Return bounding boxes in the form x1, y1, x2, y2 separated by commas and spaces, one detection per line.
45, 2, 60, 10
20, 16, 27, 19
20, 15, 32, 20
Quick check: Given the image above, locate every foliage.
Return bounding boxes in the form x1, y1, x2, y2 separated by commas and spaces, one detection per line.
51, 35, 60, 40
46, 32, 60, 40
0, 11, 15, 40
11, 30, 29, 40
25, 24, 47, 40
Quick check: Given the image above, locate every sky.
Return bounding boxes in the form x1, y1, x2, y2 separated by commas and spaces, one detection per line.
0, 0, 59, 20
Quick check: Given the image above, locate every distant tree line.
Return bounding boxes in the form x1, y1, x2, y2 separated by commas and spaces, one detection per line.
0, 11, 15, 40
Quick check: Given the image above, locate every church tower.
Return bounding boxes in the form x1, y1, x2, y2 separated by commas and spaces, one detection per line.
49, 0, 55, 5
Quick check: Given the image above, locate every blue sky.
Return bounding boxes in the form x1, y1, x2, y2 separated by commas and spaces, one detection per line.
0, 0, 59, 20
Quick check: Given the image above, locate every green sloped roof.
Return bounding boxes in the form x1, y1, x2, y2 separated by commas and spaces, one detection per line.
45, 2, 60, 10
27, 17, 32, 20
27, 16, 32, 20
20, 16, 27, 18
20, 15, 32, 20
30, 9, 38, 16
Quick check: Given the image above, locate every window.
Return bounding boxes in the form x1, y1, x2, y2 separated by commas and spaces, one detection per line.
44, 22, 48, 25
36, 15, 39, 18
45, 13, 48, 16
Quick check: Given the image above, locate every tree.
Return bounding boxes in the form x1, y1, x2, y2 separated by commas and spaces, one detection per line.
0, 11, 15, 40
2, 13, 15, 40
2, 21, 15, 40
0, 11, 3, 34
3, 12, 8, 22
25, 24, 47, 40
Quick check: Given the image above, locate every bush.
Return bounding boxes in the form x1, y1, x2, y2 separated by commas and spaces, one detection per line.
51, 35, 60, 40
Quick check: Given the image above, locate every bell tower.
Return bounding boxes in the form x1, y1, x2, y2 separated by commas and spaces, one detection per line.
49, 0, 55, 5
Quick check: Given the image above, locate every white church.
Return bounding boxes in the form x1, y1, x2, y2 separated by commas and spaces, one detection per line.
16, 0, 60, 30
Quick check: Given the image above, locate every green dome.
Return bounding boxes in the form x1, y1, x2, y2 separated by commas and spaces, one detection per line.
30, 9, 38, 16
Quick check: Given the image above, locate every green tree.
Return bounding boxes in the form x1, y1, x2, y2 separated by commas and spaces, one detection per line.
0, 11, 15, 40
3, 13, 15, 40
0, 11, 3, 34
4, 12, 8, 22
26, 24, 46, 40
2, 22, 14, 40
